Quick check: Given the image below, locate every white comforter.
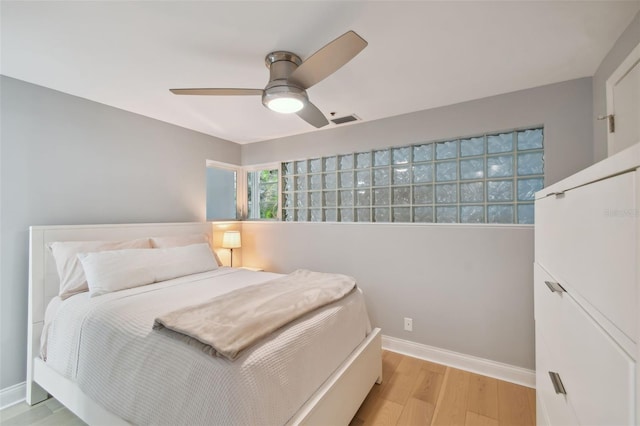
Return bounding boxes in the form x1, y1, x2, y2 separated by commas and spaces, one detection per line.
43, 268, 372, 425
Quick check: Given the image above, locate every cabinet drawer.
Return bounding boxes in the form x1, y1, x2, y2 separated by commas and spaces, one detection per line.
558, 290, 635, 426
534, 262, 635, 425
535, 329, 579, 426
535, 170, 637, 340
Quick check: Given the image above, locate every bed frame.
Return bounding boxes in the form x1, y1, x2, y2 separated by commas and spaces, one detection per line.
26, 222, 382, 425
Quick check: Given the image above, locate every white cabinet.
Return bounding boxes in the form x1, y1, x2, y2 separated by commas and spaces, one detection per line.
534, 142, 640, 425
536, 171, 637, 341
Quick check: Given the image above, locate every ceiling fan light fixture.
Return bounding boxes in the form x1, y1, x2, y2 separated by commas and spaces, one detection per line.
262, 84, 307, 114
266, 96, 305, 114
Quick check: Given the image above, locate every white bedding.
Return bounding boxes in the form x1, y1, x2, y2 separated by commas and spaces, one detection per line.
43, 267, 372, 425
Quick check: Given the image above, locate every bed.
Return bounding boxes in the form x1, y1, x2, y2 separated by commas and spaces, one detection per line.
26, 222, 382, 425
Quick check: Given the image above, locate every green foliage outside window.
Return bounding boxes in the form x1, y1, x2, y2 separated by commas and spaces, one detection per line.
248, 169, 279, 219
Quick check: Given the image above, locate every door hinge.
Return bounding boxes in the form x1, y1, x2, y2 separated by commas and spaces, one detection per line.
597, 114, 615, 133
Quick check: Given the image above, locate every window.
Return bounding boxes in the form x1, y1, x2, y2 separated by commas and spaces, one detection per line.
206, 161, 280, 221
206, 163, 238, 220
247, 167, 280, 220
281, 128, 544, 224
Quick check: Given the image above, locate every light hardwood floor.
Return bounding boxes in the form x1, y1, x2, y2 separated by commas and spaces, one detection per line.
0, 397, 86, 426
0, 351, 535, 426
351, 351, 536, 426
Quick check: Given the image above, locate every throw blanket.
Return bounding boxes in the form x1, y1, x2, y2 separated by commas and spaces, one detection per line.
153, 269, 356, 360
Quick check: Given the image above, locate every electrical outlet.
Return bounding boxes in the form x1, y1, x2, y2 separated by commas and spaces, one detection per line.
404, 317, 413, 332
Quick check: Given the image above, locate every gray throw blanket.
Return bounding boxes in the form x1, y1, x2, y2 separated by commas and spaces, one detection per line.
153, 269, 356, 360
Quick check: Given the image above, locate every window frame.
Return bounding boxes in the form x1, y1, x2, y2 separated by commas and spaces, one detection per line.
244, 162, 282, 221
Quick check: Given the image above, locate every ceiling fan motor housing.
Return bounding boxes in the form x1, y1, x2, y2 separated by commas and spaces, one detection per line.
262, 51, 308, 112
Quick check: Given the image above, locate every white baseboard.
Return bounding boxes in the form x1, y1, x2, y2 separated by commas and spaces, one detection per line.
0, 381, 26, 410
382, 335, 535, 388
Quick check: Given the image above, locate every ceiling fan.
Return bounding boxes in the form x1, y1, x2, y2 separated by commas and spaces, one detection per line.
170, 30, 368, 128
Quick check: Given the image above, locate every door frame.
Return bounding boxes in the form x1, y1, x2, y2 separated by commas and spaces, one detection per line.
606, 41, 640, 156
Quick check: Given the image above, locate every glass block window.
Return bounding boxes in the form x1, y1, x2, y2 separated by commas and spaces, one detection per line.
281, 128, 543, 224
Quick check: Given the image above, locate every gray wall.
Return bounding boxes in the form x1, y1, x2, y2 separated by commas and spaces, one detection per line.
0, 76, 240, 389
241, 78, 594, 370
593, 11, 640, 162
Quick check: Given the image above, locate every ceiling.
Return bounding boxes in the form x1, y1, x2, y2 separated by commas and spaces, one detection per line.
2, 1, 639, 144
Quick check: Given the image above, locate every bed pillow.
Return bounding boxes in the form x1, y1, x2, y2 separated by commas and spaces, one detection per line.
50, 238, 152, 299
78, 243, 219, 297
150, 234, 208, 248
150, 234, 222, 266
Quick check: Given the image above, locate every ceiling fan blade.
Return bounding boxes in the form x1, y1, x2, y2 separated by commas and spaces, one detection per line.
296, 101, 329, 128
289, 30, 368, 89
170, 88, 263, 96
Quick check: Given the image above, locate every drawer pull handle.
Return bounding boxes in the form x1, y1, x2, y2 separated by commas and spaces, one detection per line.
546, 191, 565, 198
549, 371, 567, 395
544, 280, 566, 294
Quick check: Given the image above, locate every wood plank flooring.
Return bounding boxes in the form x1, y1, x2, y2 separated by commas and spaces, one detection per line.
1, 351, 535, 426
0, 397, 86, 426
350, 351, 536, 426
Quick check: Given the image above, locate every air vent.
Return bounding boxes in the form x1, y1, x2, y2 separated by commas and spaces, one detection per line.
331, 114, 360, 125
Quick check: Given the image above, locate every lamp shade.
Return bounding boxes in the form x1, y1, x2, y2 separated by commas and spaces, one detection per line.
222, 231, 241, 249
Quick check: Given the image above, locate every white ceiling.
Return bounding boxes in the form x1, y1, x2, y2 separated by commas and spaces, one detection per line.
2, 1, 639, 144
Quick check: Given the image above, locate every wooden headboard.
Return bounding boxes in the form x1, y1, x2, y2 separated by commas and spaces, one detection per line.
26, 222, 213, 403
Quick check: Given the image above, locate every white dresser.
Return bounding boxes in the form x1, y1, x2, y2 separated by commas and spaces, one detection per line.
534, 142, 640, 425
